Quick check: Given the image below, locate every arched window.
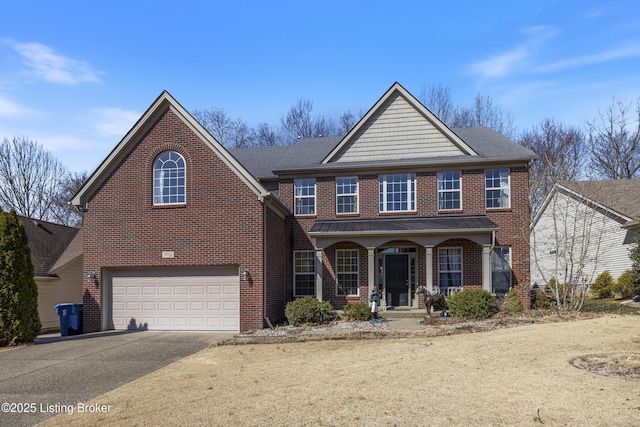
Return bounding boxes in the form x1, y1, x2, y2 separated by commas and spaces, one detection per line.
153, 151, 185, 205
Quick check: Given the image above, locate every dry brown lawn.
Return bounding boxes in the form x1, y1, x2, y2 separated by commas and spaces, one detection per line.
39, 315, 640, 427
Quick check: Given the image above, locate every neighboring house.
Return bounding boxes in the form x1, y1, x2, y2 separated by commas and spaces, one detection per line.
530, 179, 640, 289
19, 217, 83, 329
72, 82, 537, 333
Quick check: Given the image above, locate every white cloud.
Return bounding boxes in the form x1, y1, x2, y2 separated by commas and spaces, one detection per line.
3, 39, 102, 85
0, 93, 36, 117
90, 108, 140, 136
469, 26, 559, 79
535, 43, 640, 73
470, 47, 528, 78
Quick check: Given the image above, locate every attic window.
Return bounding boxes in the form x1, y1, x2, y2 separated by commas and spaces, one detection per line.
153, 151, 186, 205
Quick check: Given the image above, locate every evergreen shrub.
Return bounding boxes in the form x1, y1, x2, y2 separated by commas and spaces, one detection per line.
341, 302, 371, 321
447, 289, 497, 319
285, 297, 336, 326
0, 209, 41, 346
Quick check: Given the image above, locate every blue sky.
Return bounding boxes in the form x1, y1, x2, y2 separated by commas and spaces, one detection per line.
2, 1, 640, 173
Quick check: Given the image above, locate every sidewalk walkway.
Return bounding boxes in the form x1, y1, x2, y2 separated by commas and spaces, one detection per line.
383, 317, 424, 332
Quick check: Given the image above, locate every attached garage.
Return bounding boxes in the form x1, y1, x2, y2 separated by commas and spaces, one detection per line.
109, 267, 239, 332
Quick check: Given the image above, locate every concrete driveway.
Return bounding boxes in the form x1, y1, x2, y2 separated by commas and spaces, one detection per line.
0, 331, 232, 427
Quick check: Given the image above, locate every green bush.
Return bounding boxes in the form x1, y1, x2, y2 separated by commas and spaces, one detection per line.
341, 302, 371, 321
501, 289, 524, 313
533, 288, 555, 309
285, 297, 336, 326
591, 271, 614, 299
613, 269, 636, 299
447, 289, 497, 319
0, 209, 41, 346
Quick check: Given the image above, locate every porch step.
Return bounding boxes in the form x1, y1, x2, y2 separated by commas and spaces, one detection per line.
378, 308, 425, 319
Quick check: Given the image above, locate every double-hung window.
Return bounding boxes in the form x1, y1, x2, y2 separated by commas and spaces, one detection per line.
294, 178, 316, 215
379, 174, 416, 212
336, 176, 358, 214
294, 251, 316, 297
336, 250, 359, 296
153, 151, 186, 205
437, 171, 461, 211
485, 169, 510, 208
438, 247, 462, 291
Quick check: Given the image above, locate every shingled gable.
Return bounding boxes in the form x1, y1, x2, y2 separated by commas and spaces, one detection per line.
71, 90, 282, 212
322, 82, 478, 164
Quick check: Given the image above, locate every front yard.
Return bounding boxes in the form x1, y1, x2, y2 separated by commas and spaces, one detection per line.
39, 313, 640, 427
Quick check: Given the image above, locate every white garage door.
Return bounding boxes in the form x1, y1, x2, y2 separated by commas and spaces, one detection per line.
111, 268, 239, 332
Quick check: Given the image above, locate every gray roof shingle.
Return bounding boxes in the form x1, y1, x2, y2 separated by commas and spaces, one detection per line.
230, 128, 536, 178
560, 179, 640, 221
18, 217, 80, 278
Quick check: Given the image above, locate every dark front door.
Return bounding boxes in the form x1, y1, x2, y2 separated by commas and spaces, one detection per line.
385, 254, 409, 307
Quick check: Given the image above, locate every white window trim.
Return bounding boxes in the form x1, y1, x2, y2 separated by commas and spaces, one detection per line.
336, 249, 359, 296
437, 171, 462, 211
438, 247, 463, 288
294, 178, 316, 216
485, 169, 511, 209
293, 250, 316, 297
153, 151, 186, 206
378, 173, 416, 213
336, 176, 359, 215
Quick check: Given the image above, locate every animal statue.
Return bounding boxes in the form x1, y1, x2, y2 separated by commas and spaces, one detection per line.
415, 285, 448, 318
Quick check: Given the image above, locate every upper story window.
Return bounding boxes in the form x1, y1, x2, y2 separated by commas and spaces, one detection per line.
485, 169, 510, 209
437, 171, 461, 211
336, 176, 358, 214
294, 178, 316, 215
153, 151, 186, 205
379, 174, 416, 212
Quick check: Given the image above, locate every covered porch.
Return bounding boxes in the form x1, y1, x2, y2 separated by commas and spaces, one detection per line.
309, 216, 499, 309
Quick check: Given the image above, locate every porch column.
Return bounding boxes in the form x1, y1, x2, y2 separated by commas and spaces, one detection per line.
482, 244, 492, 292
315, 248, 323, 301
367, 247, 376, 295
425, 245, 434, 293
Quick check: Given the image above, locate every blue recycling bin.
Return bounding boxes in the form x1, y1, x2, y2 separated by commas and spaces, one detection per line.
55, 303, 83, 336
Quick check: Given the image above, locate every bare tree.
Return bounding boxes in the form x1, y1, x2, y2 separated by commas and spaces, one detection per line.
51, 170, 88, 226
419, 83, 456, 125
192, 107, 233, 146
519, 118, 586, 215
229, 118, 252, 148
0, 136, 68, 223
280, 99, 315, 142
530, 183, 612, 310
452, 93, 516, 138
587, 97, 640, 179
419, 84, 515, 138
251, 122, 283, 147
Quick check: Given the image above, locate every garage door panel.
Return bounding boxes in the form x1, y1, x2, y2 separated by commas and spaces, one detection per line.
111, 269, 239, 332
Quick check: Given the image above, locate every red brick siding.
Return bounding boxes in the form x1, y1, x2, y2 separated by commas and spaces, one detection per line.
83, 108, 266, 332
265, 206, 287, 323
281, 166, 531, 309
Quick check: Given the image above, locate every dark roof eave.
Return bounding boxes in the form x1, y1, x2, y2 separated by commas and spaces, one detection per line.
310, 227, 498, 237
274, 156, 536, 176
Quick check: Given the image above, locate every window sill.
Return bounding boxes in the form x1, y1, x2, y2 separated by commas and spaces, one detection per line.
486, 207, 512, 212
152, 203, 187, 209
378, 211, 417, 217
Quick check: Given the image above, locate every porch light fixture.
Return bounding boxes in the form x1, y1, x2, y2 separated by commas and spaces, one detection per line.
87, 271, 96, 283
242, 269, 250, 281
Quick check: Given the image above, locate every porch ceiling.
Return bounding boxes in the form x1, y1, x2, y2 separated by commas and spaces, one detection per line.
309, 215, 498, 249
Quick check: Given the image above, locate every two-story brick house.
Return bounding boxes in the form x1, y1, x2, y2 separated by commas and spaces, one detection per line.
73, 82, 536, 333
